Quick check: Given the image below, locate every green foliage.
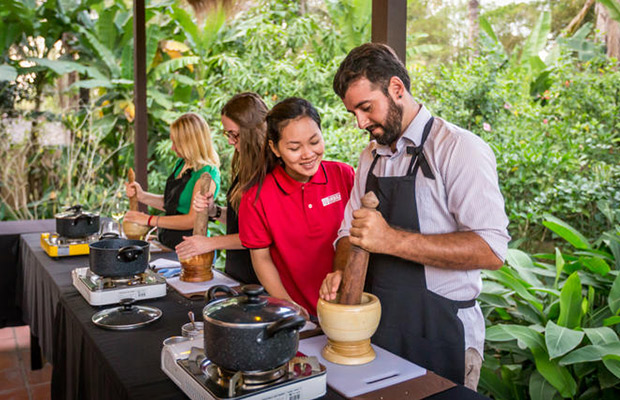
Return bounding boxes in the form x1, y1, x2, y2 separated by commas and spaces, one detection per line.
480, 214, 620, 398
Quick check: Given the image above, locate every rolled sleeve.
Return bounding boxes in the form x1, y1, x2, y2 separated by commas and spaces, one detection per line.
335, 147, 374, 247
442, 132, 510, 261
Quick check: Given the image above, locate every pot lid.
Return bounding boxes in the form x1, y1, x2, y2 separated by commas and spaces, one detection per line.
92, 298, 162, 330
204, 285, 299, 325
55, 204, 99, 219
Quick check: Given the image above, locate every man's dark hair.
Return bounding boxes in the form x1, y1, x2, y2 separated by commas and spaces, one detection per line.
333, 43, 411, 98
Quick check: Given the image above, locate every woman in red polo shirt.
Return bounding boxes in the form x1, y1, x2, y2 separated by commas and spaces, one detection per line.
239, 97, 354, 317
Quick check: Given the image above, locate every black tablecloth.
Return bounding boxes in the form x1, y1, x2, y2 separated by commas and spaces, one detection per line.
0, 219, 55, 327
52, 290, 204, 400
14, 232, 487, 400
20, 232, 92, 363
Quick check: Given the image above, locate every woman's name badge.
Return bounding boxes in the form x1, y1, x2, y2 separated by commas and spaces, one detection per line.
321, 193, 342, 207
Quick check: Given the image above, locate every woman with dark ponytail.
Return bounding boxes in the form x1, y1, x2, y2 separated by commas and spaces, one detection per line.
238, 97, 355, 318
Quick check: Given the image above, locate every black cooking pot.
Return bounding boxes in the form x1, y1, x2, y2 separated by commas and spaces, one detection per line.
89, 233, 149, 277
203, 285, 306, 372
55, 205, 100, 238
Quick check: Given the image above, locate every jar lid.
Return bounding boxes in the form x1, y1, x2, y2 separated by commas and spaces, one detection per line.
203, 285, 299, 326
92, 299, 162, 330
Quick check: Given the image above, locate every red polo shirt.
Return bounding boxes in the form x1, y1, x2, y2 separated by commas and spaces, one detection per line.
239, 161, 354, 315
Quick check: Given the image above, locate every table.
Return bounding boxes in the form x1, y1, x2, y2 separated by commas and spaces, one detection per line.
18, 234, 488, 399
0, 219, 55, 327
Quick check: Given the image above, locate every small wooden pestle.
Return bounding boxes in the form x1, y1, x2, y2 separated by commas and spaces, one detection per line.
338, 191, 380, 305
128, 168, 138, 211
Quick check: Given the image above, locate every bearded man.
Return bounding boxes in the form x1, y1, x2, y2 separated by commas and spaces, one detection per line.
319, 43, 510, 391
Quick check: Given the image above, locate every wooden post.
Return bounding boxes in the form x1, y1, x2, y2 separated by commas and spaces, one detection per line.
133, 0, 148, 211
372, 0, 407, 64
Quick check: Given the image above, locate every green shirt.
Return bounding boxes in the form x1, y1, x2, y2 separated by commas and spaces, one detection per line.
173, 159, 221, 215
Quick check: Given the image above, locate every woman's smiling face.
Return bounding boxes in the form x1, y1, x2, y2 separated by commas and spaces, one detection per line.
269, 116, 324, 183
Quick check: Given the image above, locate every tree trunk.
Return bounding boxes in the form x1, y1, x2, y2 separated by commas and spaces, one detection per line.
468, 0, 480, 56
563, 0, 595, 36
595, 1, 620, 60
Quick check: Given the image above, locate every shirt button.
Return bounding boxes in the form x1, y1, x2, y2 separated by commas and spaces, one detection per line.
308, 204, 313, 209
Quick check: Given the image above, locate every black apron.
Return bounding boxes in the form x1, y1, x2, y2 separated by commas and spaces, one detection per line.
364, 117, 474, 385
158, 163, 194, 249
224, 178, 259, 285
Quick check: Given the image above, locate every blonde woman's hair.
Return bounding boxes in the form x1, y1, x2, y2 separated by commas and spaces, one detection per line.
170, 113, 220, 170
221, 93, 268, 210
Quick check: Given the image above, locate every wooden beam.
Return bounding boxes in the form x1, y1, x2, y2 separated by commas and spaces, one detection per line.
372, 0, 407, 64
133, 0, 148, 208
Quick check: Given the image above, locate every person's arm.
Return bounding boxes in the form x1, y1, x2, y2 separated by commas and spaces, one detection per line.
320, 236, 350, 301
125, 179, 217, 230
250, 248, 310, 319
193, 192, 228, 224
175, 233, 244, 260
126, 182, 165, 211
349, 211, 502, 270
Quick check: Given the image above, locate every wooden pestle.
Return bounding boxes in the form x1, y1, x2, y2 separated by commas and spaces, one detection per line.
179, 173, 214, 282
338, 191, 380, 305
128, 168, 138, 211
193, 173, 212, 236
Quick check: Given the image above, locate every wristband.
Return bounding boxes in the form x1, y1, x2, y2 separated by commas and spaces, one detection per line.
209, 205, 222, 221
156, 215, 161, 227
147, 215, 154, 226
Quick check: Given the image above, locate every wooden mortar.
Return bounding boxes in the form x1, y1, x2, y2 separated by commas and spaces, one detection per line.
179, 173, 214, 282
123, 168, 150, 240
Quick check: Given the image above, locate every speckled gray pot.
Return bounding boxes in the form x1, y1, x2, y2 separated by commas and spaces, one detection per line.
203, 285, 306, 372
203, 316, 304, 371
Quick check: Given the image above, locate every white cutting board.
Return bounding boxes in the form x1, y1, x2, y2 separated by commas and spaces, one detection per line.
298, 335, 426, 398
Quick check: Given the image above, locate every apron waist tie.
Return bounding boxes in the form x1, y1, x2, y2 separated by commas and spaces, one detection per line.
453, 298, 476, 309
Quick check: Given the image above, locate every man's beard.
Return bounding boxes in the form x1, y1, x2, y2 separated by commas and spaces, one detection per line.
368, 97, 403, 146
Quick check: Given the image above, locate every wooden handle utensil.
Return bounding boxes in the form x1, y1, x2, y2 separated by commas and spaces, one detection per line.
338, 191, 380, 305
128, 168, 138, 211
193, 173, 212, 236
180, 172, 214, 282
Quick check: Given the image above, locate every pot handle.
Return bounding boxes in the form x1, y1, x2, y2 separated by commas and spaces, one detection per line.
65, 204, 83, 215
117, 245, 144, 262
206, 285, 238, 302
99, 232, 120, 240
262, 315, 306, 340
73, 212, 97, 225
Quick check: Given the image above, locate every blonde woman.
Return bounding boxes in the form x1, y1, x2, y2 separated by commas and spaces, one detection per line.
124, 113, 221, 248
176, 93, 267, 284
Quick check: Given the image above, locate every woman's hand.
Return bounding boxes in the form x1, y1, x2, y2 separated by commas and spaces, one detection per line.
292, 301, 311, 320
124, 210, 149, 226
193, 192, 218, 217
319, 270, 342, 302
125, 182, 144, 202
176, 235, 213, 260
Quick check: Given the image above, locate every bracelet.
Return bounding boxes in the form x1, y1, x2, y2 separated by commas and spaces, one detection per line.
209, 205, 222, 222
155, 215, 161, 227
147, 215, 154, 226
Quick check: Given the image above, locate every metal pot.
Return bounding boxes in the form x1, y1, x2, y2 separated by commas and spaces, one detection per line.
55, 205, 100, 238
203, 285, 306, 372
89, 234, 149, 277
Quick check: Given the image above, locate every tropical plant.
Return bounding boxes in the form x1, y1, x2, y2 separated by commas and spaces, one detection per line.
479, 211, 620, 399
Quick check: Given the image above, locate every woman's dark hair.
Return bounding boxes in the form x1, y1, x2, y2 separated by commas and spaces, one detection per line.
333, 42, 411, 98
244, 97, 322, 197
221, 92, 268, 210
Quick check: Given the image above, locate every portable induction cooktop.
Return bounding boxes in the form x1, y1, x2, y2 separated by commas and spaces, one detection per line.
72, 267, 167, 306
161, 338, 326, 400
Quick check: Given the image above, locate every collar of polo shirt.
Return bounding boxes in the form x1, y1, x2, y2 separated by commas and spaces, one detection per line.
272, 162, 328, 194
